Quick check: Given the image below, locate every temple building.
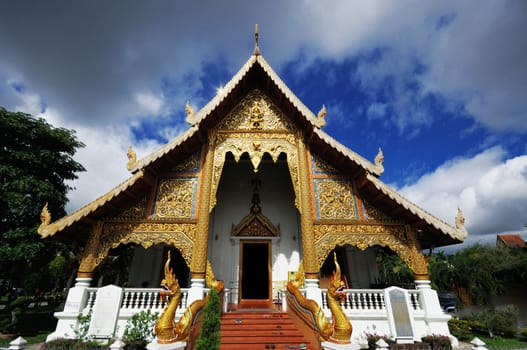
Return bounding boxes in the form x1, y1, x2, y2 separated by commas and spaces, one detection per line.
39, 31, 467, 348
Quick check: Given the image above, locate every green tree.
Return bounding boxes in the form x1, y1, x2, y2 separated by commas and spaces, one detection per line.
430, 244, 527, 305
0, 107, 85, 331
375, 248, 414, 288
195, 289, 221, 350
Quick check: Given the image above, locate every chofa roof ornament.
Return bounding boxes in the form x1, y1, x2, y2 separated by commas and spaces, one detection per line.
455, 207, 468, 238
126, 145, 137, 171
37, 202, 51, 237
316, 104, 327, 128
185, 100, 196, 125
374, 147, 384, 175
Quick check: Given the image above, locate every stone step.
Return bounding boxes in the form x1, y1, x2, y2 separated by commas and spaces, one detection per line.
219, 311, 314, 350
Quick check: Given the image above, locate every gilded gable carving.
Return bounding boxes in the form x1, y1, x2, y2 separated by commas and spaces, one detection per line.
217, 90, 294, 131
312, 155, 340, 175
314, 179, 358, 220
116, 196, 148, 219
362, 199, 395, 222
152, 178, 198, 219
169, 152, 201, 173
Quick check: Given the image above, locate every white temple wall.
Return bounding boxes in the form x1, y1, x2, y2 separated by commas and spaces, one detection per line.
127, 244, 165, 288
209, 157, 300, 302
344, 246, 380, 288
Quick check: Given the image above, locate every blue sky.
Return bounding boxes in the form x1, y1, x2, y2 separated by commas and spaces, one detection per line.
1, 1, 526, 251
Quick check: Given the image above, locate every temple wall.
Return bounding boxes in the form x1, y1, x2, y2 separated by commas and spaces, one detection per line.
344, 246, 379, 288
127, 245, 165, 288
209, 157, 301, 302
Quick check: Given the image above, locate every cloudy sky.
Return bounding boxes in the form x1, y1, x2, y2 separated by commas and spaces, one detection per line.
1, 1, 526, 251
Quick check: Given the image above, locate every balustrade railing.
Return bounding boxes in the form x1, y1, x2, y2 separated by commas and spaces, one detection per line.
83, 287, 422, 316
83, 288, 190, 314
320, 288, 422, 313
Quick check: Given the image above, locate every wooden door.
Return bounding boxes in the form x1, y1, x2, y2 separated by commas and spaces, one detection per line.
239, 240, 271, 308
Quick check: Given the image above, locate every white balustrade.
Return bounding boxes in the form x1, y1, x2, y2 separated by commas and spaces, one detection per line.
82, 287, 189, 315
320, 289, 388, 312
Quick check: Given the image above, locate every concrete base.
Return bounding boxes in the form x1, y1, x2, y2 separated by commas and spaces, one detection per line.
322, 341, 361, 350
146, 341, 186, 350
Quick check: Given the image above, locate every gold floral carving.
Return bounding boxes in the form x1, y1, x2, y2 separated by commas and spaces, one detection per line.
92, 221, 197, 269
313, 222, 428, 278
77, 221, 104, 277
315, 179, 357, 220
153, 178, 198, 219
192, 139, 215, 277
210, 132, 301, 211
362, 199, 397, 222
297, 137, 318, 277
117, 196, 148, 219
217, 90, 294, 132
170, 152, 200, 173
312, 155, 340, 175
403, 225, 429, 279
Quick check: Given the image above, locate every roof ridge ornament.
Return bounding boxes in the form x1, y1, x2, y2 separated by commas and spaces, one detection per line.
316, 104, 327, 128
126, 145, 137, 171
374, 147, 384, 175
455, 207, 468, 238
185, 100, 196, 125
253, 23, 260, 56
37, 202, 51, 237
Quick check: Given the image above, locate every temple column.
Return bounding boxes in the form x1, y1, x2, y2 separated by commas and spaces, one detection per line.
404, 226, 452, 337
47, 222, 103, 341
189, 137, 215, 303
296, 134, 322, 305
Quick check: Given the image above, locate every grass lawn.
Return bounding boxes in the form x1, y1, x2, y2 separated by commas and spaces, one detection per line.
479, 336, 527, 350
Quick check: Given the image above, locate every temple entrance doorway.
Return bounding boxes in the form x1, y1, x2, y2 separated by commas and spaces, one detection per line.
239, 240, 272, 308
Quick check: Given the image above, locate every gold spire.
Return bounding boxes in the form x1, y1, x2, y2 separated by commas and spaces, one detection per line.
253, 23, 260, 56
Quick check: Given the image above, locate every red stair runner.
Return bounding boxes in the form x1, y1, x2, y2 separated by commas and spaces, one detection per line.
220, 311, 315, 350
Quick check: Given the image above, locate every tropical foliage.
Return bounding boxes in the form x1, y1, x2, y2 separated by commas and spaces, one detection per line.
376, 244, 527, 306
0, 107, 85, 332
194, 289, 221, 350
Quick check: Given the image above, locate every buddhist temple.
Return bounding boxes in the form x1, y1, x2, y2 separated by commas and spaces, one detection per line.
39, 28, 468, 349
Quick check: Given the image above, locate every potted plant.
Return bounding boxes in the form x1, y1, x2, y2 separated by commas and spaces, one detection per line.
122, 310, 158, 350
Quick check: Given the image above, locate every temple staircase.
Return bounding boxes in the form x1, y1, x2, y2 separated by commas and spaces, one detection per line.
220, 310, 316, 349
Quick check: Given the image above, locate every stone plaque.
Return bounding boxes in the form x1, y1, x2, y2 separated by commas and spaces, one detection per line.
385, 287, 414, 342
87, 285, 123, 338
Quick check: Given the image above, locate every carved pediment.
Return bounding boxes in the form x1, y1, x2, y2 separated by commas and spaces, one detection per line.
231, 207, 280, 237
217, 89, 294, 132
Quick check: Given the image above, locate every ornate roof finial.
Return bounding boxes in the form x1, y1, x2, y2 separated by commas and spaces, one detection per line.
185, 100, 195, 125
38, 202, 51, 237
316, 104, 327, 128
455, 207, 465, 229
455, 207, 468, 238
253, 23, 260, 56
126, 145, 137, 171
374, 148, 385, 174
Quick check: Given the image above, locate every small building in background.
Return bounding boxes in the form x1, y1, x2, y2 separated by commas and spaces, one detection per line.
496, 234, 526, 248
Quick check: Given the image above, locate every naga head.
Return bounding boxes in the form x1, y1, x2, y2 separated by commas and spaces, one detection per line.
328, 252, 346, 300
160, 251, 180, 297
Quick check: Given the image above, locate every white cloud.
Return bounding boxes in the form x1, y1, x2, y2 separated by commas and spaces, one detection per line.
134, 92, 165, 116
399, 147, 527, 242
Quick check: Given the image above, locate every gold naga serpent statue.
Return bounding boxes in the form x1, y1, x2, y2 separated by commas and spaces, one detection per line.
287, 252, 352, 344
154, 252, 224, 344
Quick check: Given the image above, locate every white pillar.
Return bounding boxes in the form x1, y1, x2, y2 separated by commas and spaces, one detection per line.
187, 278, 205, 305
305, 278, 323, 308
9, 336, 27, 350
471, 337, 488, 350
415, 280, 451, 336
146, 341, 187, 350
46, 277, 92, 342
